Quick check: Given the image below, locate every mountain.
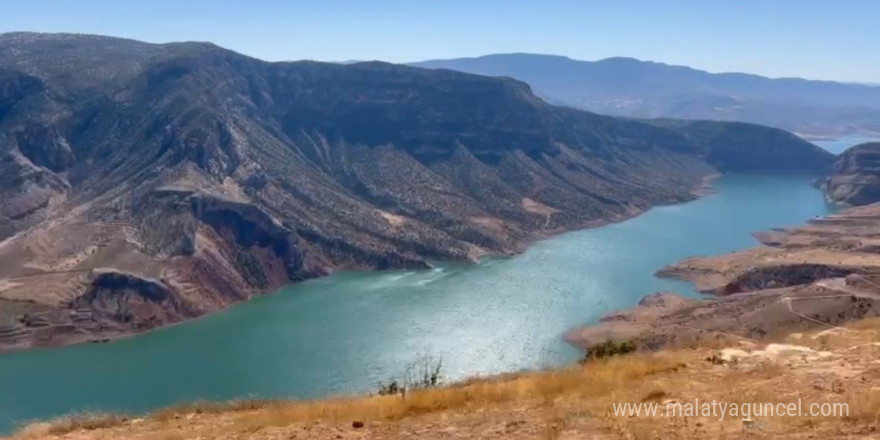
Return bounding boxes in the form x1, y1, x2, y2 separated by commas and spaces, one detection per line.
413, 53, 880, 138
0, 33, 833, 351
823, 142, 880, 205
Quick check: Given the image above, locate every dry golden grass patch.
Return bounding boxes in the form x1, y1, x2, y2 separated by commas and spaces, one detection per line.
151, 399, 283, 421
15, 318, 880, 439
12, 350, 687, 438
846, 316, 880, 331
223, 352, 688, 433
587, 319, 880, 439
15, 413, 130, 438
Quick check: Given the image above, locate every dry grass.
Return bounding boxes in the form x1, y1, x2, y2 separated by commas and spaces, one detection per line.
151, 399, 283, 421
15, 413, 130, 438
15, 350, 685, 438
226, 352, 687, 432
845, 316, 880, 331
15, 318, 880, 439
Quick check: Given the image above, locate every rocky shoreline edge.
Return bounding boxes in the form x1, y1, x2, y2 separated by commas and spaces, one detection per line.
565, 202, 880, 355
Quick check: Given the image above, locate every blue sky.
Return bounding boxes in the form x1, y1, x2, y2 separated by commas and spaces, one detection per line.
2, 0, 877, 82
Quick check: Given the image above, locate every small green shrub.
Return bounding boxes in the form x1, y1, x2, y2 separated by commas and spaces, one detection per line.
583, 339, 637, 361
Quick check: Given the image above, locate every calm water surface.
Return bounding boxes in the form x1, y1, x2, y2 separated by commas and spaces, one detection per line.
813, 136, 879, 154
0, 174, 832, 433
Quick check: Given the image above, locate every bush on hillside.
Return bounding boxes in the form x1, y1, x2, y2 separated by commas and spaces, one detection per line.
377, 355, 443, 397
583, 339, 637, 362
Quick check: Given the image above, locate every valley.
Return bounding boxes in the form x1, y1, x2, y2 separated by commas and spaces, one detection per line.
0, 33, 833, 352
1, 32, 878, 440
3, 2, 880, 439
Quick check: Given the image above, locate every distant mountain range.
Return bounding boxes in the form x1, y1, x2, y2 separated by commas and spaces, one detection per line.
413, 54, 880, 138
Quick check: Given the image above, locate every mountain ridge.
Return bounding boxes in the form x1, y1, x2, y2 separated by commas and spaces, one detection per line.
413, 53, 880, 138
431, 53, 880, 85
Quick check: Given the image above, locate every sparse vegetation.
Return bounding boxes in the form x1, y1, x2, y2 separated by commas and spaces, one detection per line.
15, 413, 130, 437
377, 355, 443, 396
583, 339, 637, 361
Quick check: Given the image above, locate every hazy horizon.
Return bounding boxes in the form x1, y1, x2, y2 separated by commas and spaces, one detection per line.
3, 31, 876, 87
2, 0, 878, 83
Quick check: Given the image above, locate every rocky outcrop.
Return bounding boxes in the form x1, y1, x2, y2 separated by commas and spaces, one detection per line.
0, 33, 837, 351
720, 264, 860, 295
823, 142, 880, 205
133, 189, 320, 283
71, 270, 187, 329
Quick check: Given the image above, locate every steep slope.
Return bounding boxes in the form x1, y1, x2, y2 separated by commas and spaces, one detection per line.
414, 53, 880, 138
651, 119, 834, 173
823, 142, 880, 205
0, 33, 833, 351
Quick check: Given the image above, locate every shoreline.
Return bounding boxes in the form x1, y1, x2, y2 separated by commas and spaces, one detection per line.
564, 201, 880, 354
0, 172, 721, 354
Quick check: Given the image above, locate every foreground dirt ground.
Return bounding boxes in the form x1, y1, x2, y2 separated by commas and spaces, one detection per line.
10, 319, 880, 440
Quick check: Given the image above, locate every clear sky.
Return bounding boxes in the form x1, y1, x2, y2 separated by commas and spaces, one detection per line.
2, 0, 877, 82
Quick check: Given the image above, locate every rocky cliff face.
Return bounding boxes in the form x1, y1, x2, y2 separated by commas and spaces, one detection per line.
0, 33, 835, 350
824, 142, 880, 205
